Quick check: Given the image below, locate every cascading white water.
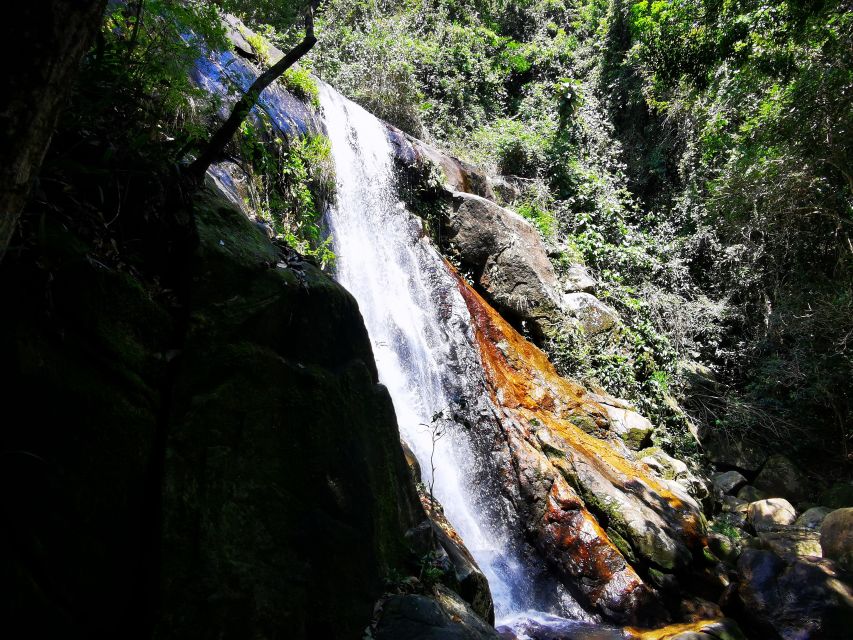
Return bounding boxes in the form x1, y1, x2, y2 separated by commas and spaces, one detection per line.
319, 82, 530, 620
196, 38, 616, 635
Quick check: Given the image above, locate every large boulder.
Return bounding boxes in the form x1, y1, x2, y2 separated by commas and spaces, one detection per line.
757, 528, 822, 559
375, 586, 500, 640
753, 455, 808, 504
445, 191, 566, 340
703, 438, 767, 474
820, 508, 853, 571
736, 485, 767, 503
386, 126, 494, 200
731, 549, 853, 639
561, 264, 597, 293
796, 506, 833, 530
712, 471, 748, 496
564, 292, 619, 336
747, 499, 797, 531
0, 188, 429, 639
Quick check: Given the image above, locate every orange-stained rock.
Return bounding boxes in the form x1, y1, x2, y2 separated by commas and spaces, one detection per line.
449, 267, 707, 622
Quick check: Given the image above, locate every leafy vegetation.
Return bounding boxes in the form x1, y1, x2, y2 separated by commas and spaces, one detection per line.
63, 0, 331, 263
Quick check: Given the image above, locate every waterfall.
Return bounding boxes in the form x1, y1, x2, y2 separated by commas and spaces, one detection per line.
319, 83, 595, 631
319, 82, 517, 616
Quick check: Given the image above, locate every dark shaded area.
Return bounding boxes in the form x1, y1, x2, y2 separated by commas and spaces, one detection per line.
0, 182, 424, 638
0, 1, 108, 258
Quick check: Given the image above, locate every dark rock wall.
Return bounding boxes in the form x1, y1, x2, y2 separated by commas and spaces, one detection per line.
0, 187, 423, 639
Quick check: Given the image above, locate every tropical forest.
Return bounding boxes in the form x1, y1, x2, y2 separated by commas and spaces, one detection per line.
1, 1, 851, 638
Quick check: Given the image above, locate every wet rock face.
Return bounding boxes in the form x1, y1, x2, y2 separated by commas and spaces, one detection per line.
0, 188, 426, 639
731, 549, 853, 639
452, 273, 707, 624
403, 443, 495, 624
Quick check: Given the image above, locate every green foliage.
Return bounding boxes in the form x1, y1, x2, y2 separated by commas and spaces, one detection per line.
622, 0, 853, 459
89, 1, 229, 156
473, 118, 552, 178
281, 67, 321, 108
517, 198, 557, 239
237, 113, 335, 266
710, 519, 744, 540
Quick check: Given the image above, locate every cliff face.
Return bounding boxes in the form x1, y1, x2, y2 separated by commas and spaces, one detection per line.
0, 185, 425, 639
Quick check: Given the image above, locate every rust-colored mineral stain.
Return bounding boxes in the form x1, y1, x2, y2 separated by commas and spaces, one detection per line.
451, 267, 703, 538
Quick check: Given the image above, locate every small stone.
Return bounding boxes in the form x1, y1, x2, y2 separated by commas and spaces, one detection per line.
562, 264, 596, 293
602, 405, 653, 450
721, 495, 749, 514
747, 498, 797, 530
820, 507, 853, 571
709, 532, 741, 564
796, 506, 833, 529
736, 485, 767, 503
713, 470, 748, 495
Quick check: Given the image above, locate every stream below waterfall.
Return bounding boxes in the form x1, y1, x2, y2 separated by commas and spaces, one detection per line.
318, 82, 615, 638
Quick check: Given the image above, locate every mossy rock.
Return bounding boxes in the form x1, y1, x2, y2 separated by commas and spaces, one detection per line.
158, 190, 424, 638
1, 191, 427, 639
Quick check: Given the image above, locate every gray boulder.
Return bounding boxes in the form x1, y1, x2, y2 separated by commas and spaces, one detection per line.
446, 191, 565, 339
747, 498, 797, 530
796, 506, 833, 529
820, 507, 853, 571
757, 527, 822, 559
713, 471, 748, 496
753, 454, 808, 503
704, 438, 767, 474
732, 549, 853, 639
375, 586, 500, 640
564, 292, 619, 336
737, 485, 767, 503
562, 264, 596, 293
602, 404, 654, 450
722, 495, 749, 514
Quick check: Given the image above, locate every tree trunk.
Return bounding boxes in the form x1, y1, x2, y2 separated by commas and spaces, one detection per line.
184, 4, 319, 182
0, 1, 108, 261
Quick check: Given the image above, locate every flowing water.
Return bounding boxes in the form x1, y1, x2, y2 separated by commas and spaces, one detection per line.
318, 83, 600, 635
319, 81, 523, 615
